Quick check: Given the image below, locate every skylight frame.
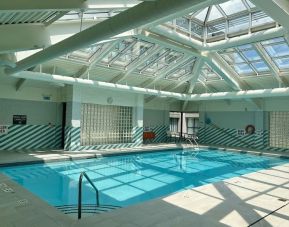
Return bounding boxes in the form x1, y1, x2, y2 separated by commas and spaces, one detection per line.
165, 57, 197, 80
218, 44, 271, 77
167, 0, 276, 43
261, 37, 289, 72
133, 49, 185, 77
199, 64, 223, 82
108, 39, 154, 69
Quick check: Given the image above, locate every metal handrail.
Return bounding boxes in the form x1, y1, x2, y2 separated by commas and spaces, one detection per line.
184, 133, 199, 150
78, 172, 99, 219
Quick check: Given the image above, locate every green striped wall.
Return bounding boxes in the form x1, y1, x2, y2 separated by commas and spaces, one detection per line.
0, 125, 62, 151
198, 126, 289, 152
64, 126, 143, 151
149, 125, 170, 143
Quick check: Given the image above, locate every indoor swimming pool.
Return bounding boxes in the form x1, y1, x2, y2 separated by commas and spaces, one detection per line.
1, 148, 288, 217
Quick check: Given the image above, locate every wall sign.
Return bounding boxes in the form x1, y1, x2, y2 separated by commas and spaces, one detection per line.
13, 115, 27, 125
236, 129, 245, 136
0, 125, 9, 135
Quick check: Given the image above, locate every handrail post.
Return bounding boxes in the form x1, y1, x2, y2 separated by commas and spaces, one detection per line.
78, 173, 83, 219
78, 172, 100, 220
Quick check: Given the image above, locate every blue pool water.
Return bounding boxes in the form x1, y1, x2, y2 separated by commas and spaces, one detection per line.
0, 149, 288, 209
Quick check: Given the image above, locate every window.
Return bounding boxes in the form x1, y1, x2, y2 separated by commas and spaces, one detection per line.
170, 118, 179, 132
187, 117, 199, 135
81, 103, 133, 145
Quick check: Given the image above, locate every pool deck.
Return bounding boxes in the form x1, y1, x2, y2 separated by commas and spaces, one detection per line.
1, 144, 289, 226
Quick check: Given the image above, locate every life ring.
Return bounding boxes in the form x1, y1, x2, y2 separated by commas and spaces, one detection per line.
245, 125, 255, 135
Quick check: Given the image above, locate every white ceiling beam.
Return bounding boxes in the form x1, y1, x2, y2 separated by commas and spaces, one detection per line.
151, 25, 286, 52
251, 0, 289, 31
185, 58, 206, 94
0, 24, 50, 53
10, 71, 289, 101
0, 0, 87, 11
48, 20, 138, 45
182, 58, 205, 109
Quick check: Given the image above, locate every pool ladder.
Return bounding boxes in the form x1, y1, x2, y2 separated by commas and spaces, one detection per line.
78, 172, 99, 219
184, 135, 200, 150
183, 135, 200, 158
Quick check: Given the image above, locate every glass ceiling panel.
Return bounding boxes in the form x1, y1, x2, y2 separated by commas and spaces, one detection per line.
134, 49, 184, 76
176, 17, 190, 31
109, 40, 153, 68
241, 49, 261, 61
245, 0, 256, 9
170, 0, 276, 43
100, 39, 135, 65
219, 0, 247, 16
252, 11, 275, 27
251, 61, 270, 72
228, 15, 249, 34
68, 45, 103, 62
199, 64, 222, 82
233, 63, 254, 75
220, 52, 245, 64
208, 6, 224, 22
263, 43, 289, 58
274, 57, 289, 70
194, 8, 208, 21
166, 58, 196, 80
219, 43, 270, 76
237, 44, 253, 50
261, 37, 285, 45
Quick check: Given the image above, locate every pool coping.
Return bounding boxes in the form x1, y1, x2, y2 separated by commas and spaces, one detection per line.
1, 144, 289, 167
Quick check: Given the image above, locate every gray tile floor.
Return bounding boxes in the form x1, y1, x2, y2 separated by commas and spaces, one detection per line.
1, 145, 289, 227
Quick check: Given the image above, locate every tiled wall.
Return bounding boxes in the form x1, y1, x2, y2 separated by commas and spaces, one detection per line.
198, 126, 289, 152
0, 125, 62, 151
143, 125, 169, 144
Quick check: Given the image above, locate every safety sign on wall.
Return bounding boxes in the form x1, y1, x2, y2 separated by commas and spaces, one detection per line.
13, 115, 27, 125
0, 125, 9, 135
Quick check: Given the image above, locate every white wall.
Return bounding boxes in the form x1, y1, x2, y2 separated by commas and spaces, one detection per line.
0, 98, 62, 125
0, 83, 62, 102
0, 81, 63, 126
143, 109, 169, 127
65, 85, 144, 127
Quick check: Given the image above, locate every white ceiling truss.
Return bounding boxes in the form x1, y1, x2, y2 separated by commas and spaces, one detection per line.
1, 0, 289, 102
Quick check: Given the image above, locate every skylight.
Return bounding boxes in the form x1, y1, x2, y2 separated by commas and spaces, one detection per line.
218, 44, 270, 77
165, 57, 196, 80
219, 0, 247, 15
164, 0, 276, 43
199, 64, 222, 82
261, 38, 289, 71
134, 49, 184, 76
